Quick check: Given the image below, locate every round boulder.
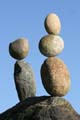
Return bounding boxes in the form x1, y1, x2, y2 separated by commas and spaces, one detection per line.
39, 35, 64, 57
44, 13, 61, 35
41, 57, 71, 96
9, 38, 29, 60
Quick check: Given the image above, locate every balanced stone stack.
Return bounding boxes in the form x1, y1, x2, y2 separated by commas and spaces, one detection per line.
9, 38, 36, 101
39, 13, 71, 96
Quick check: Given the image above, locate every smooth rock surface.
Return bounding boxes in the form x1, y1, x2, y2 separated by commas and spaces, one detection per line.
9, 38, 29, 60
41, 57, 71, 96
14, 60, 36, 101
39, 35, 64, 57
0, 96, 79, 120
45, 13, 61, 34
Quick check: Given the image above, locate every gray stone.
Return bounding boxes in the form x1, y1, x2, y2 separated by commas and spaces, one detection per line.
14, 60, 36, 101
0, 96, 79, 120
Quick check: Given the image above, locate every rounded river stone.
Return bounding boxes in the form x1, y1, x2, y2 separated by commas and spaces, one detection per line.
39, 35, 64, 57
45, 13, 61, 35
9, 38, 29, 60
41, 57, 71, 96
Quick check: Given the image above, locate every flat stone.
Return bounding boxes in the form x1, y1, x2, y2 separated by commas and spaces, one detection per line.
9, 38, 29, 60
39, 35, 64, 57
41, 57, 71, 96
45, 13, 61, 35
14, 60, 36, 101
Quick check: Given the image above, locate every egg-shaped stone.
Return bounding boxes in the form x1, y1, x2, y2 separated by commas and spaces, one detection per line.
41, 57, 71, 96
39, 35, 64, 57
44, 13, 61, 34
9, 38, 29, 60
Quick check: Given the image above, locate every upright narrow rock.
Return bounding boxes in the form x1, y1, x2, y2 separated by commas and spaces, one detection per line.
14, 60, 36, 101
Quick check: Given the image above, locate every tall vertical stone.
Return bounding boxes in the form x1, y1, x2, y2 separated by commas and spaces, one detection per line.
14, 60, 36, 101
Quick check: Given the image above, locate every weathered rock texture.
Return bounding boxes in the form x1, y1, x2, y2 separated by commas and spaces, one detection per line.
41, 57, 71, 96
0, 96, 79, 120
14, 60, 36, 101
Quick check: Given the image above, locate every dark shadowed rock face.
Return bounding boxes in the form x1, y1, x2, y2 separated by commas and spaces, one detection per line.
0, 96, 79, 120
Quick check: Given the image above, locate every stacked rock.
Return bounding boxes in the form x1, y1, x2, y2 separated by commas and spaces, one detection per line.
9, 38, 36, 101
39, 13, 71, 96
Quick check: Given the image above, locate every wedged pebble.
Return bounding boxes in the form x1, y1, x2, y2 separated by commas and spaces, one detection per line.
39, 35, 64, 57
14, 60, 36, 101
41, 57, 71, 96
9, 38, 29, 60
44, 13, 61, 34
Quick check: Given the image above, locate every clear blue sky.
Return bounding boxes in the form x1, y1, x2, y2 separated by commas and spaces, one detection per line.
0, 0, 80, 113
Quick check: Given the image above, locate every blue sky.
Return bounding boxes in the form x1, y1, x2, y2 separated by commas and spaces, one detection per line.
0, 0, 80, 113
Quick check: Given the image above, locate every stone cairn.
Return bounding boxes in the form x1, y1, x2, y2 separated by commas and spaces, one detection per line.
9, 38, 36, 101
8, 13, 71, 102
39, 13, 71, 96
